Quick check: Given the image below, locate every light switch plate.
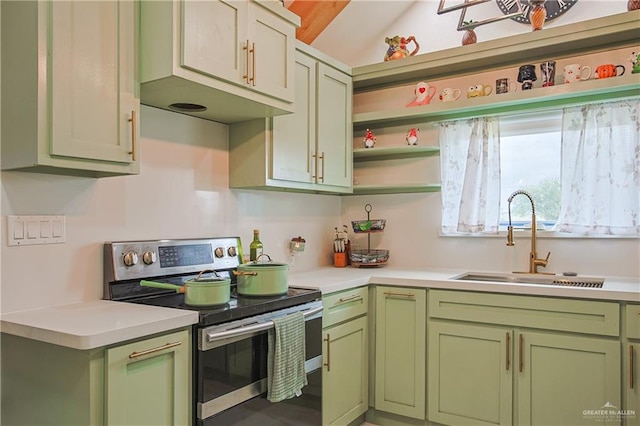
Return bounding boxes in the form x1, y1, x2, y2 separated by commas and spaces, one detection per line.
7, 215, 66, 246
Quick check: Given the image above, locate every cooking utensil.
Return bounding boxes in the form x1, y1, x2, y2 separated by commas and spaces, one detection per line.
140, 270, 231, 306
235, 254, 289, 296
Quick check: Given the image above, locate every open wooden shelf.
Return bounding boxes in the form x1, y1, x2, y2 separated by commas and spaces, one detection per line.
353, 73, 640, 130
353, 146, 440, 162
346, 184, 441, 196
352, 11, 640, 91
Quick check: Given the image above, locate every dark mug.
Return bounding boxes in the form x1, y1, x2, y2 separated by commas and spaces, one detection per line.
595, 64, 625, 79
540, 61, 556, 87
521, 80, 534, 90
518, 64, 537, 88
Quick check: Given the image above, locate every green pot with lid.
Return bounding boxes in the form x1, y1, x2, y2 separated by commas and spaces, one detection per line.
234, 254, 289, 296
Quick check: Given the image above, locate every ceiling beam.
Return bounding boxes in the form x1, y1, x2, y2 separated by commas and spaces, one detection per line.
286, 0, 351, 44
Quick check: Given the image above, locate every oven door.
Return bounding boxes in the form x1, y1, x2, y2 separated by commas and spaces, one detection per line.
196, 301, 323, 426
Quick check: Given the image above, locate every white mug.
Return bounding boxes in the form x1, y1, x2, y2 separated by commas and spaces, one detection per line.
439, 87, 462, 102
564, 64, 592, 83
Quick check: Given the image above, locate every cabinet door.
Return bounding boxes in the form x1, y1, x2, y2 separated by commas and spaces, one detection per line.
323, 316, 368, 426
624, 343, 639, 425
105, 329, 191, 426
375, 286, 426, 419
517, 331, 621, 426
50, 0, 138, 165
181, 0, 245, 84
316, 63, 353, 188
271, 52, 316, 183
247, 1, 295, 102
428, 321, 513, 426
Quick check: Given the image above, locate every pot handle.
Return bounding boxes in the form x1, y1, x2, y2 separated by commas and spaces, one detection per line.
255, 253, 272, 263
195, 269, 220, 280
140, 280, 184, 293
233, 270, 258, 276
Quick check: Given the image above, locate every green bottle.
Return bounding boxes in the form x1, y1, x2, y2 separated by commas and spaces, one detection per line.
249, 229, 263, 262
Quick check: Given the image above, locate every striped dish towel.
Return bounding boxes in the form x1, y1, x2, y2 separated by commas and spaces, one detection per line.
267, 311, 307, 402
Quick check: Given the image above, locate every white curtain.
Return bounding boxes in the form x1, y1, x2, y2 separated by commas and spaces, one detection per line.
439, 117, 501, 234
555, 100, 640, 236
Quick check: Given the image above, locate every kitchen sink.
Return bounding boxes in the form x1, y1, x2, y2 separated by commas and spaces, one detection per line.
452, 272, 605, 288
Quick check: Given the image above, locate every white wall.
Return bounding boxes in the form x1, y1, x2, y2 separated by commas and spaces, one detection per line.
1, 2, 637, 314
312, 0, 631, 68
0, 106, 342, 313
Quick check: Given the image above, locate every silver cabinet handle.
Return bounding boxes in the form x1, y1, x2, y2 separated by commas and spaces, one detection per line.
324, 333, 331, 372
506, 332, 511, 371
129, 341, 182, 359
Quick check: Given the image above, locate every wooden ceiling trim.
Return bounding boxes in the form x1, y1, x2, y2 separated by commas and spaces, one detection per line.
287, 0, 351, 44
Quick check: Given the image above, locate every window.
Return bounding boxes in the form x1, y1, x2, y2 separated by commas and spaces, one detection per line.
499, 111, 561, 229
439, 100, 640, 237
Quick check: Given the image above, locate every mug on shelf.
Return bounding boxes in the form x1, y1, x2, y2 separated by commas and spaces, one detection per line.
467, 84, 492, 98
495, 78, 517, 94
540, 61, 556, 87
439, 87, 462, 102
517, 64, 537, 90
563, 63, 592, 83
595, 63, 625, 79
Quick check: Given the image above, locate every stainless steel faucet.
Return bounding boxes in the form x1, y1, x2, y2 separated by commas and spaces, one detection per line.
506, 190, 551, 274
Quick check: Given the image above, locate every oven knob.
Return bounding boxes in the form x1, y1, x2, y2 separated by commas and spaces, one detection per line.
227, 246, 237, 257
123, 251, 139, 267
214, 247, 225, 258
142, 251, 157, 265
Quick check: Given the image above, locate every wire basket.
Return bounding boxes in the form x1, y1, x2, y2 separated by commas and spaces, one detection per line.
349, 249, 389, 266
351, 219, 386, 233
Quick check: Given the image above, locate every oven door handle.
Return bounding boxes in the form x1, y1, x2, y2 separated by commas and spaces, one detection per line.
205, 306, 323, 343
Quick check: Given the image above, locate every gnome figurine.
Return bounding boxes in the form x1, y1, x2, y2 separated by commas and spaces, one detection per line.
406, 128, 419, 145
363, 128, 376, 148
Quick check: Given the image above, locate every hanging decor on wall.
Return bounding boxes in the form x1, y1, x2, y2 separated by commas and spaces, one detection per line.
436, 0, 525, 32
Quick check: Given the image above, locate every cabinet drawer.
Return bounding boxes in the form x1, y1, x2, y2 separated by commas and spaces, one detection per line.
429, 290, 619, 337
625, 304, 640, 339
323, 287, 368, 328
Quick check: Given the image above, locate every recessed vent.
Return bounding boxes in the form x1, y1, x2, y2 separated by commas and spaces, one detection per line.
169, 103, 207, 112
550, 279, 604, 288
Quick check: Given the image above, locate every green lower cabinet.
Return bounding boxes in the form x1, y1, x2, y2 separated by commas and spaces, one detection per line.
374, 286, 427, 420
624, 343, 640, 425
428, 321, 621, 426
105, 329, 191, 425
428, 321, 513, 426
322, 316, 368, 426
0, 328, 191, 425
517, 330, 621, 426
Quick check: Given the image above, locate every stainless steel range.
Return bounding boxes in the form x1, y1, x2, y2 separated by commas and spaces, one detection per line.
104, 237, 323, 425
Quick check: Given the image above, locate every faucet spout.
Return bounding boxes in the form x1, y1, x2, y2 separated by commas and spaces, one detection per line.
506, 190, 551, 274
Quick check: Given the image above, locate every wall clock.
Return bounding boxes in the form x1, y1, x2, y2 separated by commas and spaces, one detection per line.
496, 0, 579, 24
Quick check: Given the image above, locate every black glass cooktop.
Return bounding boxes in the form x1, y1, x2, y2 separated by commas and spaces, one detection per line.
126, 285, 321, 327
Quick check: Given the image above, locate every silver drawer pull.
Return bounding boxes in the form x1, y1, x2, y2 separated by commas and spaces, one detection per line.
129, 341, 182, 359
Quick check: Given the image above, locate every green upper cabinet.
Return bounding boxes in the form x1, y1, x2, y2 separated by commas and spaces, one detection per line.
374, 286, 426, 420
229, 42, 353, 194
139, 0, 299, 124
1, 0, 140, 177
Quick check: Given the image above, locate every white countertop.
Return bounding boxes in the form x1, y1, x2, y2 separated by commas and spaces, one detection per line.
1, 267, 637, 351
0, 300, 199, 350
289, 266, 640, 302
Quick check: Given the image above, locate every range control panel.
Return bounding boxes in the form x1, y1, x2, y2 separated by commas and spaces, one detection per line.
104, 237, 242, 282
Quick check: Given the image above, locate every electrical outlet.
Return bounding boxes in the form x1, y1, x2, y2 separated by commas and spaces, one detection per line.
7, 215, 66, 246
